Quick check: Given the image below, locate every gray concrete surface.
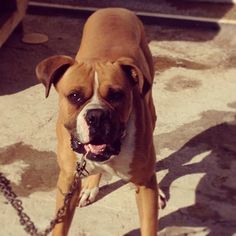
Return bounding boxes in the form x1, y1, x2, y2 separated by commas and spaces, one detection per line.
0, 11, 236, 236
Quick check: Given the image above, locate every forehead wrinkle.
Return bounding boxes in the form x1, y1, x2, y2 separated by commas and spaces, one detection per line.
66, 62, 93, 81
99, 64, 128, 89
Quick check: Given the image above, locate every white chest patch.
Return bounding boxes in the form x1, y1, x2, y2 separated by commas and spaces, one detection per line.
109, 111, 136, 180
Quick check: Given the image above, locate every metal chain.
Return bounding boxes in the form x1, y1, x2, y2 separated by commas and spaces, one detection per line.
0, 158, 89, 236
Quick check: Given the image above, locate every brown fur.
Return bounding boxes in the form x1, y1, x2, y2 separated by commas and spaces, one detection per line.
36, 8, 159, 236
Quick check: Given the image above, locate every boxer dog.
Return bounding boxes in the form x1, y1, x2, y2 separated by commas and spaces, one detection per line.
36, 8, 163, 236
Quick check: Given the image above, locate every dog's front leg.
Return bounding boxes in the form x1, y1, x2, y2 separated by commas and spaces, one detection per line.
135, 174, 158, 236
53, 168, 81, 236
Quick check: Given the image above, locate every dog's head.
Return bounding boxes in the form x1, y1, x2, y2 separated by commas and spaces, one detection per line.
36, 56, 151, 162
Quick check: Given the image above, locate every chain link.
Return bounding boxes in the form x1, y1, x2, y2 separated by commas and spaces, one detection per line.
0, 158, 89, 236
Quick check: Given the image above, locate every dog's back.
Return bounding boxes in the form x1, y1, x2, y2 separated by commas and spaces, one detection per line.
76, 8, 143, 61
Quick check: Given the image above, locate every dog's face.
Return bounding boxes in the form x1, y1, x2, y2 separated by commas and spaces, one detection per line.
57, 61, 134, 162
36, 56, 150, 162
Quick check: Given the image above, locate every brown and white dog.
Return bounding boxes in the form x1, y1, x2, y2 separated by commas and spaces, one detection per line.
36, 8, 163, 236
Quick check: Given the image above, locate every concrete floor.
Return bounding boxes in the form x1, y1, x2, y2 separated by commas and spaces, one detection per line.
0, 9, 236, 236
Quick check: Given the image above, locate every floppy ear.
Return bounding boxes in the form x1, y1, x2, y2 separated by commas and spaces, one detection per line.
36, 55, 75, 98
117, 57, 152, 96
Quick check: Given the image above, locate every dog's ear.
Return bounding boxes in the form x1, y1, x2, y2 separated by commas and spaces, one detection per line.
36, 55, 75, 98
117, 57, 152, 96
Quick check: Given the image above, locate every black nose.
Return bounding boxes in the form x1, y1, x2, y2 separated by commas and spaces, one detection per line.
85, 109, 110, 127
85, 109, 112, 143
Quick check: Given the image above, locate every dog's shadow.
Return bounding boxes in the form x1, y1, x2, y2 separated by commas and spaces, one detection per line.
96, 178, 125, 202
155, 110, 236, 236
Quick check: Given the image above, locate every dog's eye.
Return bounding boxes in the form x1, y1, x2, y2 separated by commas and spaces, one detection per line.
67, 91, 84, 105
106, 89, 125, 103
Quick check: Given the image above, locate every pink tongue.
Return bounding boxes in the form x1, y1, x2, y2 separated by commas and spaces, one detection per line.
85, 144, 107, 155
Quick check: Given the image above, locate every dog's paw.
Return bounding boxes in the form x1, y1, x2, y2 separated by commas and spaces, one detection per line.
158, 188, 167, 209
77, 174, 101, 207
78, 187, 99, 207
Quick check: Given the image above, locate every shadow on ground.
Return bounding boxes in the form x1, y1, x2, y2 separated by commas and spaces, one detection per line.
0, 142, 58, 197
155, 109, 236, 236
0, 2, 233, 96
0, 15, 85, 96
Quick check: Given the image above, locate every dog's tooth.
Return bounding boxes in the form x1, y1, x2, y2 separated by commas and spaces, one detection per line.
88, 144, 106, 154
84, 144, 91, 153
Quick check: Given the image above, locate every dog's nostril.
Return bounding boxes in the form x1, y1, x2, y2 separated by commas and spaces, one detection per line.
86, 109, 109, 126
87, 115, 96, 125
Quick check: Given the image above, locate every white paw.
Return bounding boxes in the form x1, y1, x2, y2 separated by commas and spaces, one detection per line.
158, 188, 167, 209
78, 187, 99, 207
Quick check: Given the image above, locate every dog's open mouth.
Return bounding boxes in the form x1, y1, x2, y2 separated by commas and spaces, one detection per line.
71, 136, 121, 162
84, 142, 121, 162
